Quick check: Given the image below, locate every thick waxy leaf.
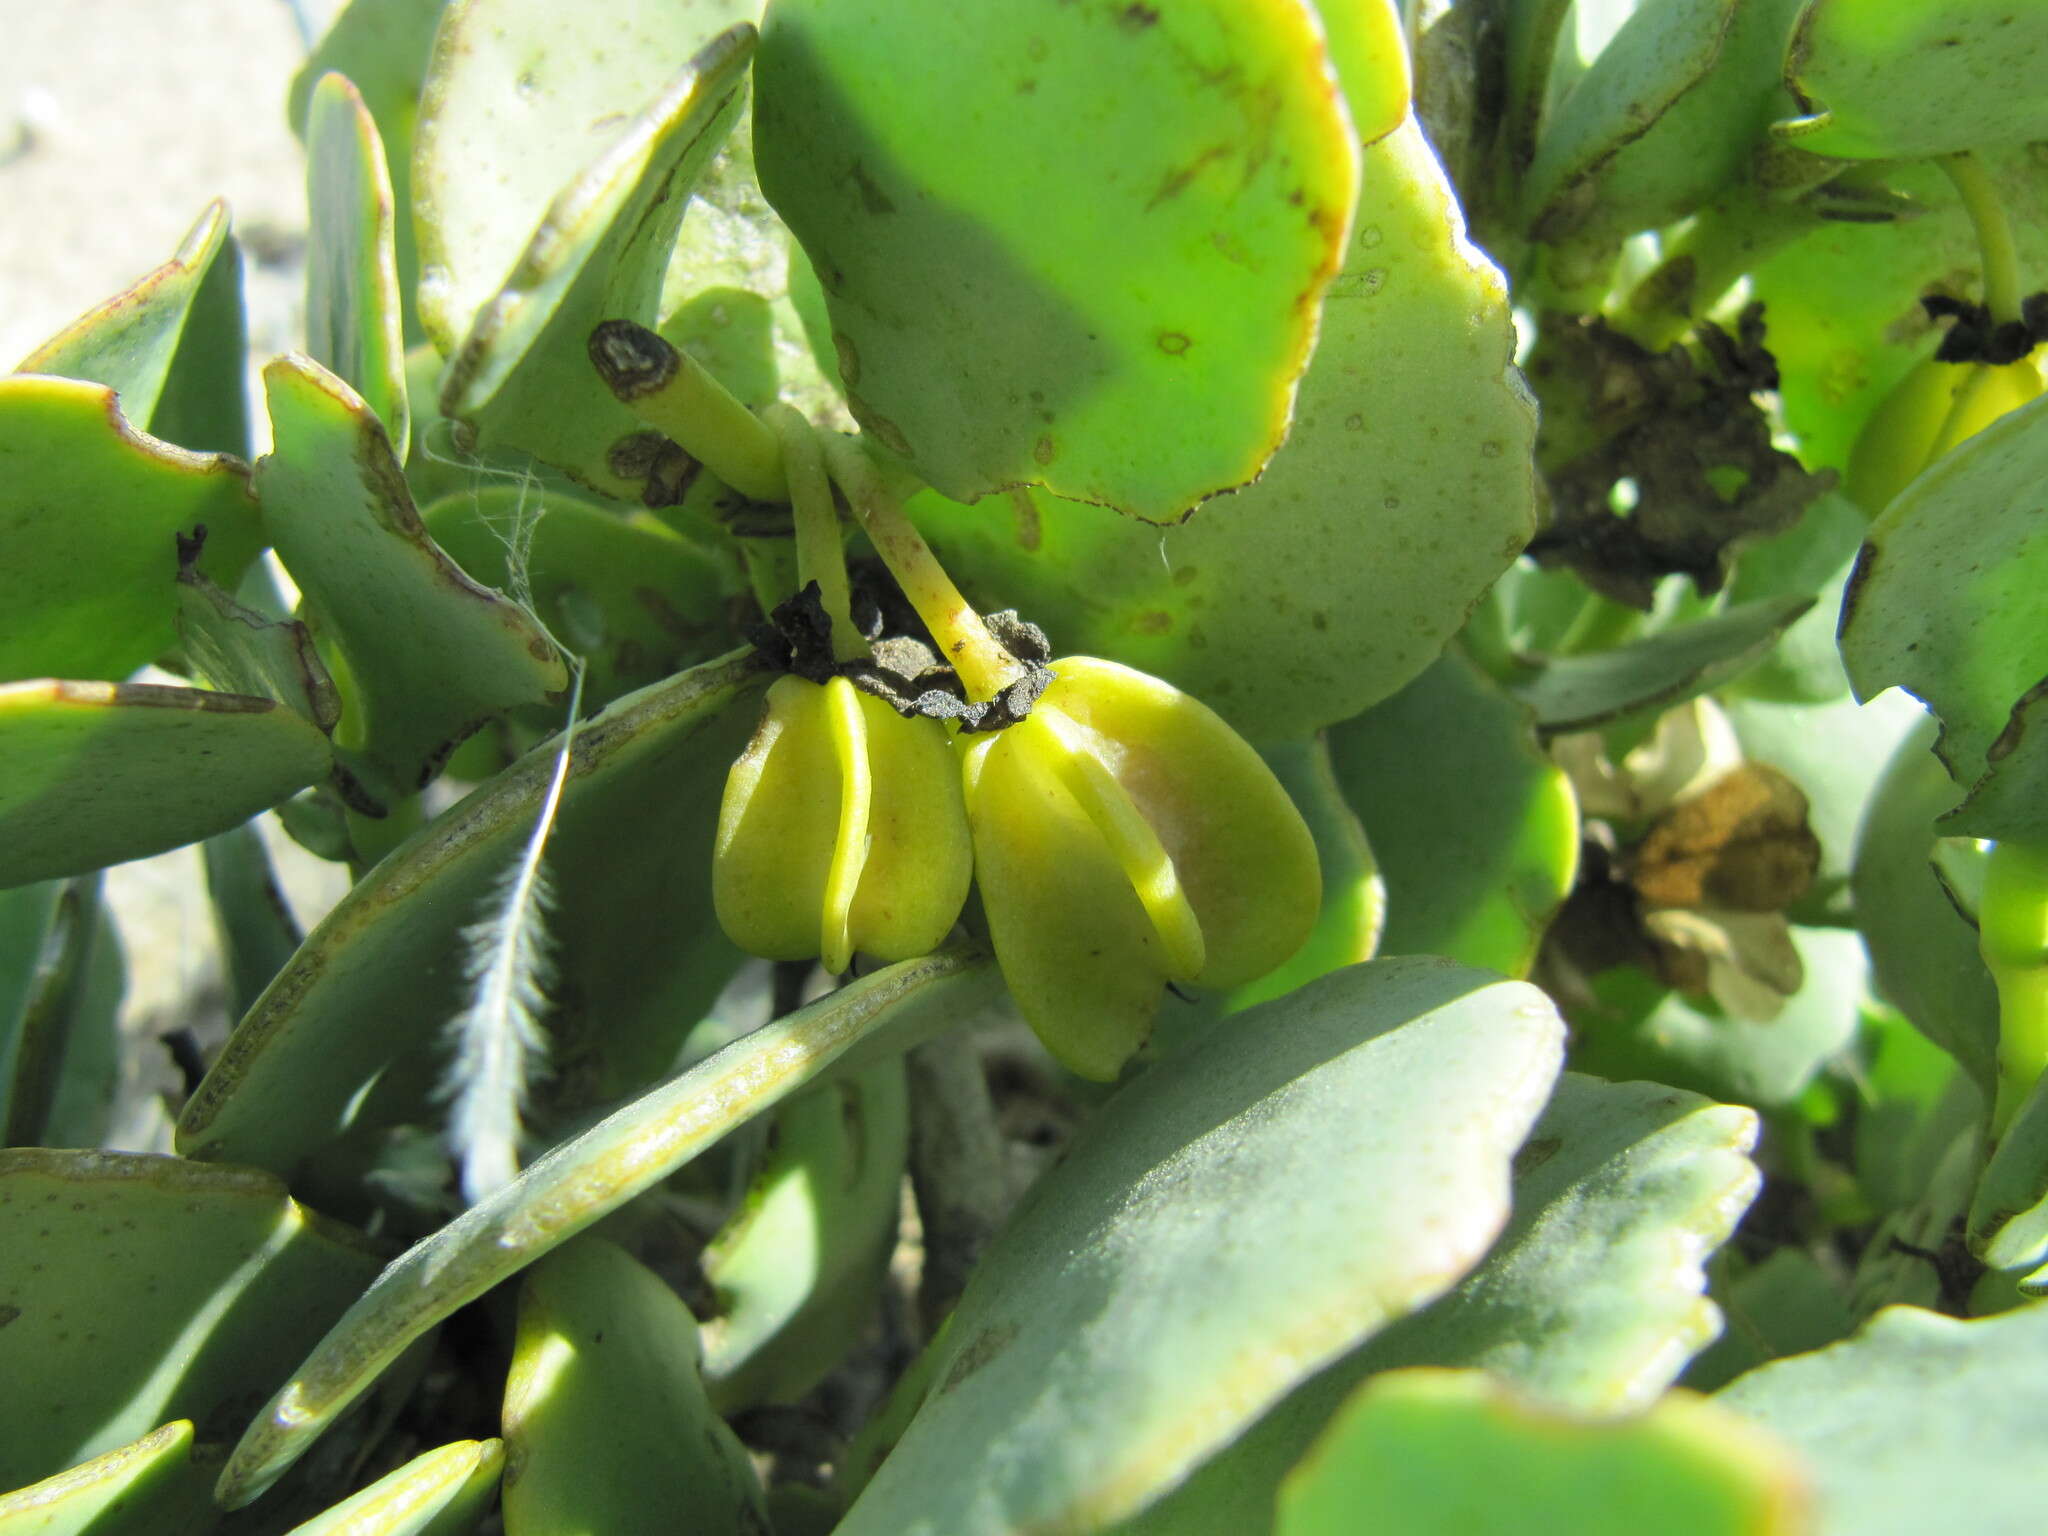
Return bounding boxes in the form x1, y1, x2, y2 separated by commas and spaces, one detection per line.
1851, 715, 1999, 1091
835, 958, 1565, 1536
1276, 1371, 1808, 1536
0, 1421, 217, 1536
200, 823, 306, 1022
176, 650, 769, 1175
437, 29, 752, 498
755, 0, 1377, 518
15, 201, 247, 456
1330, 653, 1578, 976
0, 1150, 383, 1490
1569, 927, 1865, 1109
702, 1062, 909, 1410
1776, 0, 2048, 158
0, 682, 333, 890
1839, 396, 2048, 842
1970, 1051, 2048, 1282
420, 486, 741, 710
915, 116, 1538, 741
1523, 0, 1798, 263
503, 1238, 766, 1534
1719, 1303, 2048, 1533
1122, 1076, 1759, 1536
414, 0, 752, 352
256, 354, 566, 799
1513, 596, 1813, 736
286, 1440, 502, 1536
0, 377, 258, 686
288, 0, 447, 345
1684, 1248, 1856, 1393
0, 876, 123, 1151
306, 73, 410, 457
174, 571, 342, 732
214, 950, 999, 1508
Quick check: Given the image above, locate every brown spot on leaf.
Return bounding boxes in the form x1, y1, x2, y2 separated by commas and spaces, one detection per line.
847, 159, 897, 216
1131, 610, 1174, 635
1157, 331, 1192, 356
1033, 435, 1056, 466
1121, 2, 1160, 27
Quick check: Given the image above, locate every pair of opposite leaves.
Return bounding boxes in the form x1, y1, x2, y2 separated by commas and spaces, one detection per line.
714, 656, 1321, 1081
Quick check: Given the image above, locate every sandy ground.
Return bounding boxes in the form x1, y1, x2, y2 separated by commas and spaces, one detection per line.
4, 0, 351, 1146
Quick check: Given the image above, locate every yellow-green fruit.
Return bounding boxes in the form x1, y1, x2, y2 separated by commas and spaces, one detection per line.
1846, 355, 2044, 515
716, 674, 972, 973
960, 657, 1321, 1080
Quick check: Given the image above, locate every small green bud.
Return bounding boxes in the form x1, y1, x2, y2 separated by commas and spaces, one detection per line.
1846, 355, 2044, 515
716, 674, 972, 974
960, 657, 1320, 1080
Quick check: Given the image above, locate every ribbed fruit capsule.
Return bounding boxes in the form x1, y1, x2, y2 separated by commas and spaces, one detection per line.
959, 657, 1320, 1080
716, 674, 972, 974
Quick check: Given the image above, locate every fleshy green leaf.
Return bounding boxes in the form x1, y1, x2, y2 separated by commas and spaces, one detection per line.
0, 376, 258, 686
913, 116, 1538, 741
0, 1149, 383, 1491
1276, 1370, 1808, 1536
755, 0, 1375, 519
0, 682, 334, 891
306, 73, 410, 458
284, 1439, 502, 1536
1968, 1061, 2048, 1279
2, 878, 123, 1152
173, 569, 342, 732
1718, 1303, 2048, 1532
503, 1238, 767, 1534
436, 27, 753, 499
1839, 396, 2048, 842
256, 353, 566, 800
1683, 1248, 1856, 1393
1850, 714, 1999, 1092
0, 1421, 217, 1536
14, 201, 247, 456
419, 486, 741, 710
1775, 0, 2048, 158
1121, 1075, 1760, 1536
287, 0, 447, 346
200, 823, 305, 1023
213, 949, 1000, 1508
1523, 0, 1799, 265
175, 650, 769, 1176
835, 958, 1565, 1536
1330, 652, 1579, 977
1512, 595, 1813, 736
702, 1062, 909, 1411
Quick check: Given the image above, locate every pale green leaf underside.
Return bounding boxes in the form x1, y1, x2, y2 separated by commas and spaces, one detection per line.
838, 958, 1566, 1536
1840, 396, 2048, 841
284, 1439, 503, 1536
1120, 1075, 1759, 1536
0, 681, 333, 891
0, 1421, 215, 1536
1777, 0, 2048, 158
0, 1149, 382, 1492
1719, 1303, 2048, 1533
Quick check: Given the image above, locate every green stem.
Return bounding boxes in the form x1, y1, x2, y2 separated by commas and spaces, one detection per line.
588, 320, 787, 503
1941, 151, 2024, 327
766, 404, 862, 663
818, 433, 1025, 702
1984, 838, 2048, 1138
